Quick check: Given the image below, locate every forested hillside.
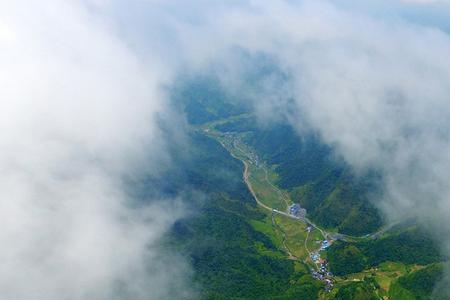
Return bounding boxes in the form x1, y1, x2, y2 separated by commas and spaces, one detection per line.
164, 77, 447, 299
389, 264, 445, 300
164, 133, 322, 299
327, 226, 444, 276
217, 117, 383, 236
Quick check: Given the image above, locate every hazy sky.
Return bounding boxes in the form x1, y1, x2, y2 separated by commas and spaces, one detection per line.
2, 0, 450, 299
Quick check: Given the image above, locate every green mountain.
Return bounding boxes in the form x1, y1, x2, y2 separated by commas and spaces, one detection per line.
327, 226, 444, 277
216, 116, 383, 236
167, 133, 323, 299
162, 76, 447, 299
389, 263, 445, 300
332, 278, 379, 300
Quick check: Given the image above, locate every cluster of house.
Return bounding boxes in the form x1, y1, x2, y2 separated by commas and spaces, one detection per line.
231, 138, 260, 165
310, 240, 334, 292
288, 203, 306, 218
321, 240, 330, 250
310, 257, 334, 292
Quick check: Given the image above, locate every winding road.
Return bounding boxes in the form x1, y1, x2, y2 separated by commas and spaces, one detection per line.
243, 161, 274, 212
209, 129, 392, 243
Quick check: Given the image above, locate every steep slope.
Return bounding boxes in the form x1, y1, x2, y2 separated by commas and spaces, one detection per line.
169, 76, 446, 299
327, 226, 444, 276
225, 120, 383, 236
164, 133, 323, 299
389, 264, 445, 300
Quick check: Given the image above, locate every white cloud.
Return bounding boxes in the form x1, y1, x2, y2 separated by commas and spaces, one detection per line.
182, 0, 450, 221
0, 1, 193, 299
163, 0, 450, 293
3, 0, 450, 298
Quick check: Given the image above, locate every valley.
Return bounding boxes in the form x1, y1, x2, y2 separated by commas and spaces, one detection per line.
196, 115, 441, 299
170, 79, 446, 299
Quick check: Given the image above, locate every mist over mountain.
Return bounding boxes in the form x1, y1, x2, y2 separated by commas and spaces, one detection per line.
2, 0, 450, 299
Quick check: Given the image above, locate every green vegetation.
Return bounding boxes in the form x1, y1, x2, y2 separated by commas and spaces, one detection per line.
167, 132, 322, 299
248, 164, 288, 211
215, 115, 258, 133
231, 122, 383, 236
389, 263, 444, 300
249, 215, 283, 251
332, 278, 379, 300
171, 76, 248, 125
167, 78, 447, 299
273, 214, 321, 262
327, 227, 443, 277
188, 81, 383, 236
243, 124, 337, 189
360, 228, 444, 267
328, 243, 367, 276
201, 114, 325, 267
325, 261, 413, 298
198, 113, 443, 299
